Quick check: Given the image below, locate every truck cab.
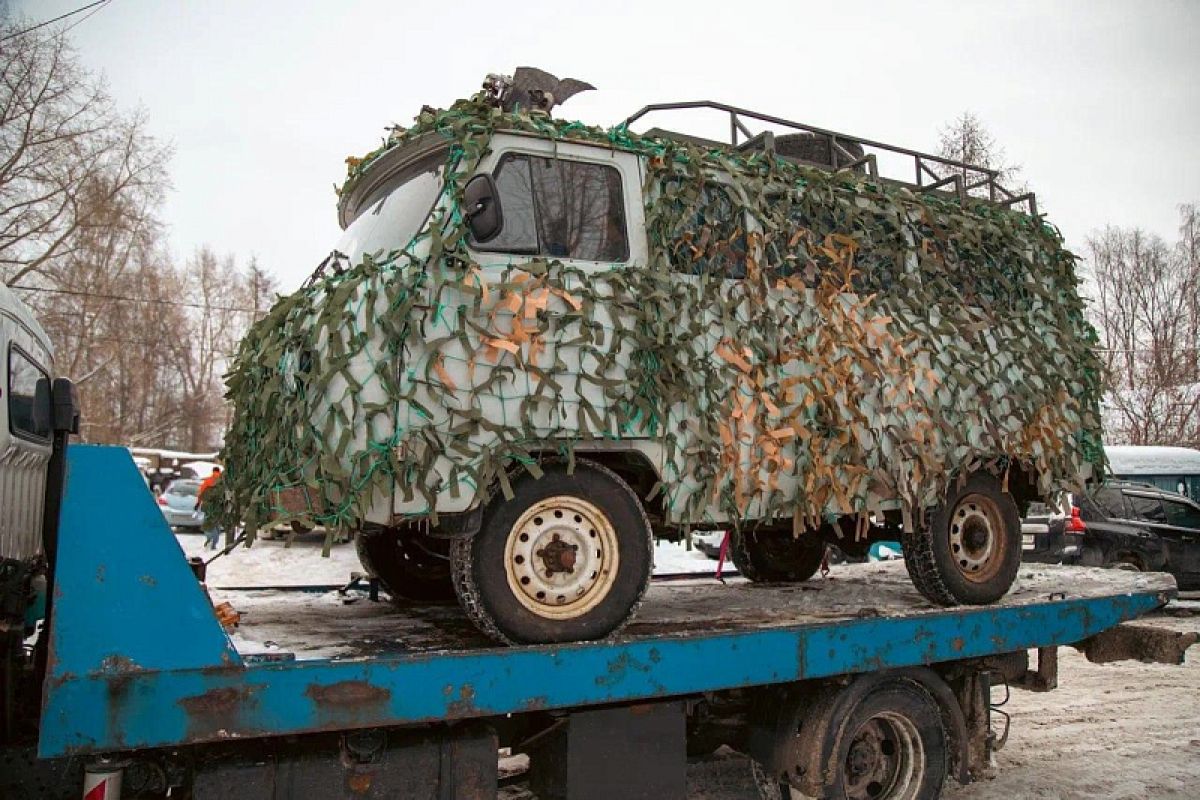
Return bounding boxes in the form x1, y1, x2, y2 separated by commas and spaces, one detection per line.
1, 283, 80, 747
0, 283, 56, 567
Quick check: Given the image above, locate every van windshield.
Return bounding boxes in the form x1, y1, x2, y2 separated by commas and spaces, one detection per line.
334, 149, 446, 264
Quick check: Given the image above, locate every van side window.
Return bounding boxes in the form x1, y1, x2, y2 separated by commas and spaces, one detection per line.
659, 179, 747, 277
1127, 493, 1166, 524
7, 345, 50, 441
474, 154, 628, 262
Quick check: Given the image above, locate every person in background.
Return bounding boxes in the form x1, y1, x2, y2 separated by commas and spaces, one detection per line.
197, 467, 223, 550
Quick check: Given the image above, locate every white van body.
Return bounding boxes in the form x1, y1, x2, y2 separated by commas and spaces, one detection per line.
0, 283, 55, 562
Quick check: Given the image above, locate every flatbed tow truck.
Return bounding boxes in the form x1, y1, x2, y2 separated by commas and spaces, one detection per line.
3, 444, 1196, 799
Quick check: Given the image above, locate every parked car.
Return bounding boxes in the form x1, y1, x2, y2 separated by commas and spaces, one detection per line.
1021, 501, 1079, 564
1024, 482, 1200, 589
158, 479, 202, 530
179, 460, 220, 480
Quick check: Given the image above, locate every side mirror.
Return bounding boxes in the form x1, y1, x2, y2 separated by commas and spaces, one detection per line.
32, 377, 52, 436
52, 377, 80, 434
32, 377, 79, 436
463, 173, 503, 243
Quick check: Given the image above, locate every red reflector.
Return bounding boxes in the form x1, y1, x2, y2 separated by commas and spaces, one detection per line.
157, 495, 168, 506
1065, 505, 1087, 533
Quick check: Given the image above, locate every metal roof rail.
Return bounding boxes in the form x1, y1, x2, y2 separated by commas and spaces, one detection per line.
623, 101, 1037, 217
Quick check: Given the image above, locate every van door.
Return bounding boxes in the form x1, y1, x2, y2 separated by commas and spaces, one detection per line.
1, 310, 54, 563
461, 136, 646, 440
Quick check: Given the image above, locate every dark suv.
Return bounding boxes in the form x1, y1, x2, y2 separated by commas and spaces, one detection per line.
1024, 482, 1200, 590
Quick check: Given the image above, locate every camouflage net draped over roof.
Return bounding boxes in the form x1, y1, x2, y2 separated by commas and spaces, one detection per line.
213, 93, 1104, 543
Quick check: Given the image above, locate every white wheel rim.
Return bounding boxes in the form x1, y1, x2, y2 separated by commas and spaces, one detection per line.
503, 495, 620, 620
948, 493, 1005, 583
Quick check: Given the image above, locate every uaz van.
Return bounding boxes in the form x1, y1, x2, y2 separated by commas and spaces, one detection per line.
218, 71, 1105, 644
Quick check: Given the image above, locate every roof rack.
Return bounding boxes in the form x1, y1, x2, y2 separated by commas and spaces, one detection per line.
622, 101, 1037, 217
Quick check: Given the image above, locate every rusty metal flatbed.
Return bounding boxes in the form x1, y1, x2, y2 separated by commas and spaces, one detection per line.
38, 446, 1175, 761
217, 562, 1175, 662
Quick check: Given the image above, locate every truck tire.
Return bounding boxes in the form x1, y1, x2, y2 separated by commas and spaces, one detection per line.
902, 473, 1022, 606
355, 529, 456, 603
774, 133, 866, 171
752, 674, 949, 799
818, 678, 947, 799
450, 460, 653, 644
731, 528, 826, 583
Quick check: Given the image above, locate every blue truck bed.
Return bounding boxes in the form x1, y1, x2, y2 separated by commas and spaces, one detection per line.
38, 446, 1176, 759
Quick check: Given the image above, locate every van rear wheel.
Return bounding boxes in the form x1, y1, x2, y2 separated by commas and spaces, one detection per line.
902, 473, 1021, 605
450, 460, 653, 644
731, 528, 826, 583
355, 529, 455, 603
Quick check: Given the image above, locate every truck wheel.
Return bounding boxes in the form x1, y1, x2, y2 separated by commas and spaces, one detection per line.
731, 528, 826, 583
902, 473, 1021, 606
450, 460, 653, 644
355, 529, 455, 603
814, 678, 947, 799
754, 677, 948, 799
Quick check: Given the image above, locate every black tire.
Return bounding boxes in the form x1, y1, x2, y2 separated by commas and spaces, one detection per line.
355, 529, 456, 603
819, 679, 947, 799
774, 133, 866, 171
731, 528, 826, 583
1112, 555, 1143, 572
753, 675, 948, 800
903, 473, 1022, 606
450, 460, 653, 644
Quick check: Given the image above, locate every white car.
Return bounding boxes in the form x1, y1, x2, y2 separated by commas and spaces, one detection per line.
159, 479, 202, 530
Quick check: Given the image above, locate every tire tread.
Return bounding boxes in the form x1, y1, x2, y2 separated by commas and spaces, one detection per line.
450, 458, 653, 645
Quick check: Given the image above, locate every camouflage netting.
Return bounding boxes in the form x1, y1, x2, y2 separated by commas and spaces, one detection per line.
210, 93, 1105, 549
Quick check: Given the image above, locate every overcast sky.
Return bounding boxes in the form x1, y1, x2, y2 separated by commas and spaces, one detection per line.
16, 0, 1200, 292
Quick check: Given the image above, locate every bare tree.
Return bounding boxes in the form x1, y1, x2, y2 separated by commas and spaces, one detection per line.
166, 248, 251, 451
244, 255, 278, 318
1087, 205, 1200, 447
935, 111, 1025, 198
0, 20, 168, 286
1, 17, 273, 453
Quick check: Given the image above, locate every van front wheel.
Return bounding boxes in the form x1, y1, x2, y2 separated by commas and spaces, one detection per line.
451, 460, 653, 644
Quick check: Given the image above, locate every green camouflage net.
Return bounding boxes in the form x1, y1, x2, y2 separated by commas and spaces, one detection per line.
211, 93, 1105, 549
